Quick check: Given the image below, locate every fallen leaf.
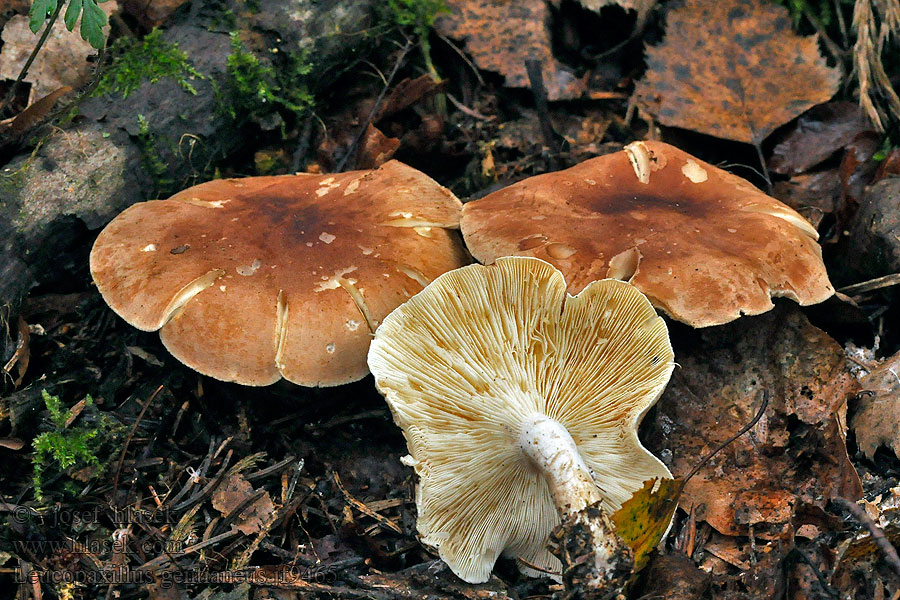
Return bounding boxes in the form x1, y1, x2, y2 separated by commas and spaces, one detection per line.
0, 5, 116, 104
769, 102, 874, 175
851, 349, 900, 460
701, 532, 754, 570
211, 473, 276, 536
637, 552, 709, 600
1, 314, 29, 387
355, 124, 400, 169
839, 131, 880, 208
648, 304, 862, 538
611, 477, 681, 570
377, 74, 444, 120
634, 0, 840, 145
434, 0, 585, 101
0, 85, 72, 143
496, 108, 612, 159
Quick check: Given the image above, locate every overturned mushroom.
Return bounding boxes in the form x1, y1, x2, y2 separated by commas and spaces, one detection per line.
461, 141, 834, 327
90, 160, 469, 386
367, 256, 674, 583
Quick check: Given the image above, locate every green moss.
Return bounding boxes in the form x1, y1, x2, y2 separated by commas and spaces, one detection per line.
32, 391, 123, 503
382, 0, 447, 34
94, 28, 203, 99
135, 114, 174, 194
218, 32, 314, 126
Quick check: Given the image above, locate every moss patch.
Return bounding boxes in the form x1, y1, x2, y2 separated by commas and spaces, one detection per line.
32, 390, 124, 503
217, 32, 314, 126
94, 28, 203, 99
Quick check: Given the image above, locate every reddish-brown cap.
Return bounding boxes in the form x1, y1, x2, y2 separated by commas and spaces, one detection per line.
461, 141, 833, 327
90, 160, 469, 386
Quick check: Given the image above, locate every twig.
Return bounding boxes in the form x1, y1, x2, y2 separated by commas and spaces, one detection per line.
832, 496, 900, 580
112, 385, 164, 502
138, 528, 240, 570
784, 547, 840, 599
838, 272, 900, 295
0, 1, 65, 118
172, 449, 234, 511
834, 0, 850, 49
246, 455, 297, 481
436, 32, 485, 87
290, 117, 315, 173
752, 141, 773, 195
445, 93, 494, 121
335, 39, 412, 173
524, 59, 565, 153
332, 472, 402, 534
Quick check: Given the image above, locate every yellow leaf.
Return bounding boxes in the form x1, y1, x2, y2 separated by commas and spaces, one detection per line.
611, 477, 681, 571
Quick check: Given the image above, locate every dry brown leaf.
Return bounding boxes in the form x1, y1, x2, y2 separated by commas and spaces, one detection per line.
648, 304, 862, 538
211, 473, 276, 536
634, 0, 840, 145
769, 102, 874, 175
356, 124, 400, 169
0, 5, 116, 104
434, 0, 585, 101
0, 86, 72, 142
851, 350, 900, 460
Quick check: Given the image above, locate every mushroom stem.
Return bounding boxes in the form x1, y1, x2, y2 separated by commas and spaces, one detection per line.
519, 415, 602, 516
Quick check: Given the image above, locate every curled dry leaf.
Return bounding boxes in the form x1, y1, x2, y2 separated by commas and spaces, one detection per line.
634, 0, 840, 145
434, 0, 585, 101
355, 124, 400, 170
648, 304, 862, 538
850, 349, 900, 460
211, 473, 276, 536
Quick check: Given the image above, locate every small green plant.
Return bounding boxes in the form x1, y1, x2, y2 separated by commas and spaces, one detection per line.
94, 29, 203, 99
385, 0, 447, 35
29, 0, 109, 49
219, 33, 314, 125
381, 0, 448, 109
31, 390, 119, 502
135, 114, 175, 193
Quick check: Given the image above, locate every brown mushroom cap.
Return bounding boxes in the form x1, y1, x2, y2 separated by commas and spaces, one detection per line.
461, 141, 834, 327
90, 160, 469, 386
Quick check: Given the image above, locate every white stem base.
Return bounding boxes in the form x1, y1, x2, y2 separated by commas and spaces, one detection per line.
519, 415, 602, 516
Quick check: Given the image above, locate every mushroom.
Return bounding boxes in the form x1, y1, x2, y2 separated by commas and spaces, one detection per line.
367, 256, 673, 583
461, 141, 834, 327
90, 160, 469, 386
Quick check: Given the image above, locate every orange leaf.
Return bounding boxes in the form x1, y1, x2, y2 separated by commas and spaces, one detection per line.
634, 0, 840, 145
435, 0, 585, 101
